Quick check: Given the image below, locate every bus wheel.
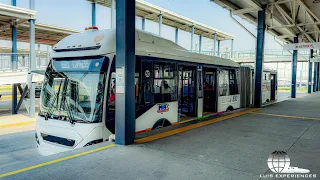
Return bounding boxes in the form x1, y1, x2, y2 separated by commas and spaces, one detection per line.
152, 119, 171, 130
226, 106, 234, 112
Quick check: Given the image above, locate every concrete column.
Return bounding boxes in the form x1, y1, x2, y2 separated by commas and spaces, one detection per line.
158, 14, 162, 37
191, 25, 194, 51
11, 0, 17, 70
199, 36, 202, 53
115, 0, 136, 145
299, 63, 303, 90
318, 62, 320, 91
213, 33, 217, 56
28, 0, 36, 118
230, 39, 234, 58
91, 3, 96, 26
313, 62, 317, 92
175, 28, 178, 44
111, 0, 115, 28
217, 40, 221, 56
291, 36, 298, 98
254, 7, 266, 108
142, 17, 145, 30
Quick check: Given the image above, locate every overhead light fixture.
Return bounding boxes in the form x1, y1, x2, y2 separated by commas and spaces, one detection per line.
313, 0, 320, 3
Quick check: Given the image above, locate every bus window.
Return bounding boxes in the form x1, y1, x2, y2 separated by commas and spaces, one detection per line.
154, 62, 177, 103
108, 73, 116, 108
229, 69, 239, 95
219, 70, 229, 96
197, 69, 203, 98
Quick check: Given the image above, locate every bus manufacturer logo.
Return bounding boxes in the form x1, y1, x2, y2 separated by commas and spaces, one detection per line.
157, 103, 169, 113
94, 34, 104, 42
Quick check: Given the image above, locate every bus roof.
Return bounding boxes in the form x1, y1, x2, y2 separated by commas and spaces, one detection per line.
51, 29, 239, 68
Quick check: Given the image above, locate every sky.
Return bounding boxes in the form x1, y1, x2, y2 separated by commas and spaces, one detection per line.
0, 0, 284, 51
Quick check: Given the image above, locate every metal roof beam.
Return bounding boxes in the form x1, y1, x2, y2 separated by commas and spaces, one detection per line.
269, 0, 292, 5
232, 7, 257, 15
19, 23, 80, 34
297, 0, 320, 41
143, 12, 158, 20
274, 2, 315, 42
245, 0, 262, 11
274, 4, 293, 25
0, 3, 36, 20
0, 19, 28, 31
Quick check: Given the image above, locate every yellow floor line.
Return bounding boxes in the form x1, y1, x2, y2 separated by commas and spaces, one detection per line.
0, 120, 36, 128
0, 144, 115, 178
0, 95, 21, 101
249, 112, 320, 120
135, 108, 260, 144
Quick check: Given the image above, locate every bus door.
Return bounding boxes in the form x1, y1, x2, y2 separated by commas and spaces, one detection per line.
178, 66, 196, 121
203, 68, 217, 114
271, 74, 276, 101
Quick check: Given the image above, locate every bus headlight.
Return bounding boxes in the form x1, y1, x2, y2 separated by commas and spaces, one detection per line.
84, 139, 103, 147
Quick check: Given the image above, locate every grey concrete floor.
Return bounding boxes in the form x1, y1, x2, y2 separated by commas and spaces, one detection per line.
0, 131, 40, 170
1, 92, 320, 180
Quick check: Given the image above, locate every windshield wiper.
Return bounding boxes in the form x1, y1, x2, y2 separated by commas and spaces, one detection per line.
45, 80, 63, 120
73, 119, 91, 123
64, 97, 76, 124
58, 78, 75, 124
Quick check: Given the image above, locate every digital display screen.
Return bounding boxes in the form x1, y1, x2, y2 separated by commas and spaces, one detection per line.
52, 57, 105, 72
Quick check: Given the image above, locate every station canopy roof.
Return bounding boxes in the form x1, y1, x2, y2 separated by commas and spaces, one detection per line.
211, 0, 320, 44
0, 3, 80, 46
88, 0, 234, 41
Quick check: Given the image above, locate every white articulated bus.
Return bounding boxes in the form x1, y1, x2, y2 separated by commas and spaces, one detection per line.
35, 27, 274, 156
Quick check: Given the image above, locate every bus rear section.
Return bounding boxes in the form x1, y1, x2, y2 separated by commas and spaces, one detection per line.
239, 66, 277, 107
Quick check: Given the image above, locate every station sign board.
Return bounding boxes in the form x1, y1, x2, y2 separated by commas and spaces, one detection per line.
283, 42, 320, 50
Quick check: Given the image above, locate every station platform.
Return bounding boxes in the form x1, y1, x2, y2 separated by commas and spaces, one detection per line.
0, 92, 320, 179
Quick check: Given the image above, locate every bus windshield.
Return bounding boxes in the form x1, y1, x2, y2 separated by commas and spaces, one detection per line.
39, 58, 107, 123
40, 71, 105, 123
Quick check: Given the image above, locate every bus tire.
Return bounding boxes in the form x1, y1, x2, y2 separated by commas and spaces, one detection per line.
152, 118, 171, 130
226, 106, 234, 112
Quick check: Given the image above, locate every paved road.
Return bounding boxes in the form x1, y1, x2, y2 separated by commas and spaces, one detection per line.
0, 131, 40, 169
277, 91, 306, 102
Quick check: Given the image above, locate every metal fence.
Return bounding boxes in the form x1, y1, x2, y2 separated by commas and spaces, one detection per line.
193, 49, 310, 60
0, 53, 49, 71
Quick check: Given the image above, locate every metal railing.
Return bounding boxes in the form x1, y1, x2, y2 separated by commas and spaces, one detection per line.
231, 49, 310, 59
0, 53, 49, 71
192, 49, 310, 60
